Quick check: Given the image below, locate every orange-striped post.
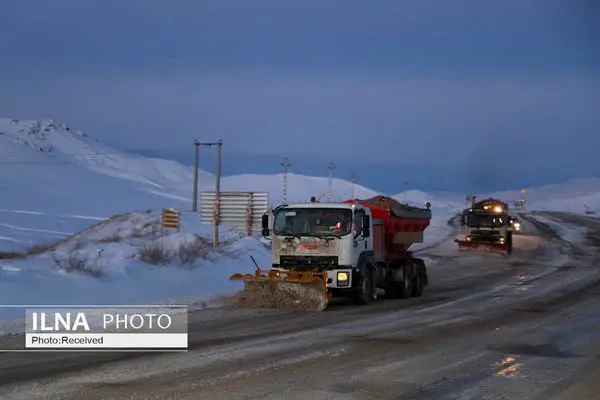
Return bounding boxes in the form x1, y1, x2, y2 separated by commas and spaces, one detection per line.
161, 208, 180, 232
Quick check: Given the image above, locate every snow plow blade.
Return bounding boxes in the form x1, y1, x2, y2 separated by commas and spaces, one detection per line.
229, 269, 329, 312
454, 239, 509, 255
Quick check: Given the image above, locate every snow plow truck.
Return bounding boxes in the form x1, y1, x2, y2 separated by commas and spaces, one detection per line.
455, 198, 513, 255
229, 195, 432, 311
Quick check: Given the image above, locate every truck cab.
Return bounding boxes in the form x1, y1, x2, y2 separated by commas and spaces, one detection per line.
261, 202, 373, 293
459, 198, 513, 253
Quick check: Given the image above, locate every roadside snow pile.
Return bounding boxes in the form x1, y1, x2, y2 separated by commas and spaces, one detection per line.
529, 213, 590, 247
0, 209, 271, 334
528, 195, 600, 216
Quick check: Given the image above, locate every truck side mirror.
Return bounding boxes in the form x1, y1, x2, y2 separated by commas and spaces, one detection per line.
261, 214, 269, 237
425, 201, 431, 209
362, 215, 370, 238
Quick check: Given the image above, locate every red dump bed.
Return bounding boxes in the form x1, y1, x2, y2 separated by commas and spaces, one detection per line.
344, 196, 432, 261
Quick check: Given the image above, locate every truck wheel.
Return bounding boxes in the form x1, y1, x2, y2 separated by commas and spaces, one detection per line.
414, 258, 428, 286
356, 269, 372, 305
400, 264, 413, 299
411, 266, 425, 297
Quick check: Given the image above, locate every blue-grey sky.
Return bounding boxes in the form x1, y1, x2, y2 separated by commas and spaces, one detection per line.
1, 0, 599, 193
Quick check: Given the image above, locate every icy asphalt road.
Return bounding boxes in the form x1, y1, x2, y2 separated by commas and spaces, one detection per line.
0, 212, 599, 400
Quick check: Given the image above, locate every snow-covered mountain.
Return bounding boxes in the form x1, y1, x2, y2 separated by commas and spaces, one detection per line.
0, 118, 381, 206
1, 117, 598, 251
0, 118, 443, 250
0, 118, 211, 200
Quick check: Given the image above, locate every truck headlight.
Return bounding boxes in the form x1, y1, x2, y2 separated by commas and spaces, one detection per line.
499, 237, 505, 244
337, 271, 349, 286
514, 223, 520, 230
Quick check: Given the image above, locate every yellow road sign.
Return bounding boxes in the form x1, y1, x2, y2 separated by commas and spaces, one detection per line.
161, 208, 180, 229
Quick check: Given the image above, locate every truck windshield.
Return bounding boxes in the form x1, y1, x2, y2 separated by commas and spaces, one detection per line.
273, 208, 353, 237
467, 214, 506, 228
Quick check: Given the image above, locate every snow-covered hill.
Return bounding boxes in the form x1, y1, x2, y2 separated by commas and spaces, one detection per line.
2, 117, 598, 250
0, 209, 272, 333
487, 177, 600, 215
0, 118, 388, 250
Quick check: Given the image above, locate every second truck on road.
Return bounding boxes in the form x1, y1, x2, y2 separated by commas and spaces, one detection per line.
455, 197, 513, 255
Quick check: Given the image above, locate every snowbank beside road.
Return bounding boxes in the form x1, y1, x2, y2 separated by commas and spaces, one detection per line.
0, 210, 270, 335
527, 213, 590, 247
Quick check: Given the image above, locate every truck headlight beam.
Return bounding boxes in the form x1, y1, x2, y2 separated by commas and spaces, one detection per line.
337, 271, 349, 286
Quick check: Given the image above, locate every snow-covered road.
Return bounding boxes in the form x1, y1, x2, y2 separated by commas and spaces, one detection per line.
1, 212, 599, 399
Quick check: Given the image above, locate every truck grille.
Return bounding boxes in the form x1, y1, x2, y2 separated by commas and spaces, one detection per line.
470, 231, 503, 243
279, 255, 338, 270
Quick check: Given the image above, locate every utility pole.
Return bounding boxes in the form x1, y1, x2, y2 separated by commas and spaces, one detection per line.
327, 161, 335, 202
403, 180, 409, 203
350, 172, 357, 199
214, 139, 223, 248
192, 140, 222, 248
192, 140, 200, 212
281, 156, 290, 204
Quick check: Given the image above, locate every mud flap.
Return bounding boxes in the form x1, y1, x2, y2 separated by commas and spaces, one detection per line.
230, 270, 329, 312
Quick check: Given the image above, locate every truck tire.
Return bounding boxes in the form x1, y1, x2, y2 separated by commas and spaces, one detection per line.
383, 262, 411, 298
399, 264, 414, 299
506, 232, 513, 255
414, 258, 428, 286
411, 263, 426, 297
356, 268, 373, 305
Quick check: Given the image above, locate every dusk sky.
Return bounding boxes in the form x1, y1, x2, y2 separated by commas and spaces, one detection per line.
1, 0, 598, 193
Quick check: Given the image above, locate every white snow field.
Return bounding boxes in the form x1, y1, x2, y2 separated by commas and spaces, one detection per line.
0, 210, 269, 334
0, 118, 598, 333
488, 177, 600, 216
